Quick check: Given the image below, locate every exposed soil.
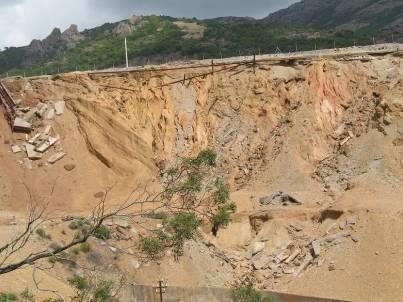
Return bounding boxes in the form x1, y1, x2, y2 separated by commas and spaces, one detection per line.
0, 45, 402, 302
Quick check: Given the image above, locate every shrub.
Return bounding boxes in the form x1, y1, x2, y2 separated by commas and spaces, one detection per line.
0, 293, 17, 302
80, 242, 91, 253
19, 289, 35, 302
36, 228, 51, 239
211, 202, 236, 236
68, 219, 85, 230
68, 275, 89, 291
144, 211, 168, 220
232, 285, 262, 302
139, 237, 163, 258
168, 212, 200, 256
93, 281, 115, 302
93, 225, 110, 240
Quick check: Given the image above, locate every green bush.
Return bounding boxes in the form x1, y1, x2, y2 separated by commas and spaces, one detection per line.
0, 292, 17, 302
139, 237, 163, 258
68, 275, 89, 291
68, 219, 85, 230
93, 281, 115, 302
19, 289, 35, 302
36, 228, 51, 239
232, 285, 263, 302
144, 211, 168, 220
93, 225, 110, 240
80, 242, 91, 253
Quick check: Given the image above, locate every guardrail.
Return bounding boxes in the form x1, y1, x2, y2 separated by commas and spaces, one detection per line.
0, 81, 16, 128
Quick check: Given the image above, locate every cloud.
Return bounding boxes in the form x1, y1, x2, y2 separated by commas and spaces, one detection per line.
0, 0, 298, 49
88, 0, 297, 19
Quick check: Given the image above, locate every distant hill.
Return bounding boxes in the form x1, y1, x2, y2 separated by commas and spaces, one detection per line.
1, 2, 401, 78
263, 0, 403, 36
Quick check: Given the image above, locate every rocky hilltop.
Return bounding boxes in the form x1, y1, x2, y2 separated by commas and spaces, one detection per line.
263, 0, 403, 34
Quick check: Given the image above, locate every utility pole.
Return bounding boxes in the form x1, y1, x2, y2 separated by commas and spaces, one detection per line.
125, 37, 129, 69
153, 279, 167, 302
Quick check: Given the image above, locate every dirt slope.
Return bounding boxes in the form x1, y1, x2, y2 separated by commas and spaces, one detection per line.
0, 46, 402, 301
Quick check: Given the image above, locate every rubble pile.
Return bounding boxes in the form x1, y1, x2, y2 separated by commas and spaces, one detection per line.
215, 214, 360, 290
9, 100, 66, 169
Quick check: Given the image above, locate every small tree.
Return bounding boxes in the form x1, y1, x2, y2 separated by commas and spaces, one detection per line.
0, 149, 234, 275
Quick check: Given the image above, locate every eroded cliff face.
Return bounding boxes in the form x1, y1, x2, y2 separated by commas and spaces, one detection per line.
0, 52, 402, 301
1, 54, 401, 210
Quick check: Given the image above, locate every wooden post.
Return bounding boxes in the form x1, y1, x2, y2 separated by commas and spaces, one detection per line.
153, 279, 167, 302
253, 54, 256, 74
211, 59, 214, 74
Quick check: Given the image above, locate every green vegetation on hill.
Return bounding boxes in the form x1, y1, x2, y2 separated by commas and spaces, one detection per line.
0, 15, 388, 78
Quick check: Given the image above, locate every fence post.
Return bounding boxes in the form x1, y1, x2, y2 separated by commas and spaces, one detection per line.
253, 54, 256, 74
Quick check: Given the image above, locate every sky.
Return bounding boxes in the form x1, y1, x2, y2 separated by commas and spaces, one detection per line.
0, 0, 297, 49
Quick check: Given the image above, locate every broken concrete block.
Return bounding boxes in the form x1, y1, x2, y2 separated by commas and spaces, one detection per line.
36, 103, 48, 118
293, 254, 313, 277
346, 216, 357, 225
44, 125, 51, 135
11, 145, 22, 153
328, 261, 336, 271
131, 260, 141, 270
340, 136, 351, 146
312, 240, 321, 257
252, 241, 266, 256
254, 88, 265, 95
351, 234, 360, 242
23, 158, 32, 170
28, 133, 41, 144
115, 220, 130, 229
23, 108, 38, 122
275, 250, 290, 264
24, 143, 42, 160
252, 254, 272, 270
323, 230, 352, 243
47, 108, 55, 120
47, 152, 66, 164
35, 135, 60, 153
54, 101, 65, 115
285, 248, 301, 264
13, 118, 32, 133
283, 267, 295, 274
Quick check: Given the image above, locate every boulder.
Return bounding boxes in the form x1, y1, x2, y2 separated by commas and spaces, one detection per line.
64, 164, 76, 171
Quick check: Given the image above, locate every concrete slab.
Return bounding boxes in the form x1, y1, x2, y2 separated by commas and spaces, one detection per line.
23, 158, 32, 170
28, 133, 41, 144
11, 145, 22, 153
47, 152, 66, 164
44, 125, 51, 135
24, 143, 42, 160
312, 240, 321, 257
23, 108, 38, 122
13, 118, 32, 133
47, 108, 55, 120
54, 101, 65, 115
35, 135, 60, 153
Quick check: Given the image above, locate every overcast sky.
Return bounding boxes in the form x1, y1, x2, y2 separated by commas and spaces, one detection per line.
0, 0, 297, 49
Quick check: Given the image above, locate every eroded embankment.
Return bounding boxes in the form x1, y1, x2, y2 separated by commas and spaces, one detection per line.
0, 51, 402, 301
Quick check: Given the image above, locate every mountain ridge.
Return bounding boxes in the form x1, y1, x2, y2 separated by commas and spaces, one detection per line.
1, 0, 402, 77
